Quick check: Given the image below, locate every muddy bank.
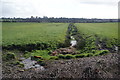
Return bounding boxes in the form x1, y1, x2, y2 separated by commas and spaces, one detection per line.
2, 53, 119, 79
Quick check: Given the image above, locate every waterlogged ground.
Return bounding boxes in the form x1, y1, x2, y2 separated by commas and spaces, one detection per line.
2, 53, 119, 78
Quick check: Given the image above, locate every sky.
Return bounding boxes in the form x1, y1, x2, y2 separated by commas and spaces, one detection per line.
1, 0, 120, 19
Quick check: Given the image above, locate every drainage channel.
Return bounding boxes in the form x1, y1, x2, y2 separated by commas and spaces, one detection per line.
70, 36, 77, 47
67, 23, 78, 48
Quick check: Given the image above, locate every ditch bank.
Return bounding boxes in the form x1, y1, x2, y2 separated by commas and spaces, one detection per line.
2, 52, 119, 78
2, 42, 65, 52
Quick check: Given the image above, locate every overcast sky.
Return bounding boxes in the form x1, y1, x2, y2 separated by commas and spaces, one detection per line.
1, 0, 120, 19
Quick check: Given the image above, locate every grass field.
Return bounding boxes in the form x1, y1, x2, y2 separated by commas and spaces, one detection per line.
75, 23, 119, 49
75, 23, 118, 39
2, 23, 68, 49
2, 22, 118, 61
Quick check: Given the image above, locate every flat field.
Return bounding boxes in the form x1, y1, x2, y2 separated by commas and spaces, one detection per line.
2, 23, 68, 47
2, 22, 118, 59
75, 23, 118, 39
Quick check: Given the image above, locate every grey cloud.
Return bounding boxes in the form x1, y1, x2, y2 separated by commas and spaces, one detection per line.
1, 0, 118, 18
2, 2, 15, 17
118, 1, 120, 18
78, 0, 118, 6
2, 1, 38, 17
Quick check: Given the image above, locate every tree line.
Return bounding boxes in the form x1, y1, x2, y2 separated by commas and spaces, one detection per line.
0, 16, 118, 23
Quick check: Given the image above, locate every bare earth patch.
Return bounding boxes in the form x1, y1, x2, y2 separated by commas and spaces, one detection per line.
2, 53, 119, 79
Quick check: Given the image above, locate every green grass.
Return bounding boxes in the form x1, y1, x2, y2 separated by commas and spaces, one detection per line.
31, 50, 51, 60
3, 22, 68, 48
2, 22, 118, 61
75, 23, 118, 39
75, 50, 109, 58
75, 23, 119, 48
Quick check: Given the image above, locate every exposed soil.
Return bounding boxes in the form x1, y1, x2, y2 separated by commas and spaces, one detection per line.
51, 47, 78, 56
2, 52, 120, 79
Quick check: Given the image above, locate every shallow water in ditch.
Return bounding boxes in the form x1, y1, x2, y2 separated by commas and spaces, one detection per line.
70, 36, 77, 47
21, 57, 45, 70
71, 40, 77, 47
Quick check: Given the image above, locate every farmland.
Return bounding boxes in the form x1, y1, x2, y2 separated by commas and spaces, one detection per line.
3, 22, 118, 48
2, 22, 119, 78
75, 23, 118, 39
2, 22, 119, 55
2, 22, 68, 50
75, 23, 119, 51
2, 22, 119, 61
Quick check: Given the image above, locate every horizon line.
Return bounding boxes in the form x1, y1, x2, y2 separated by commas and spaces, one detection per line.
0, 16, 118, 19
